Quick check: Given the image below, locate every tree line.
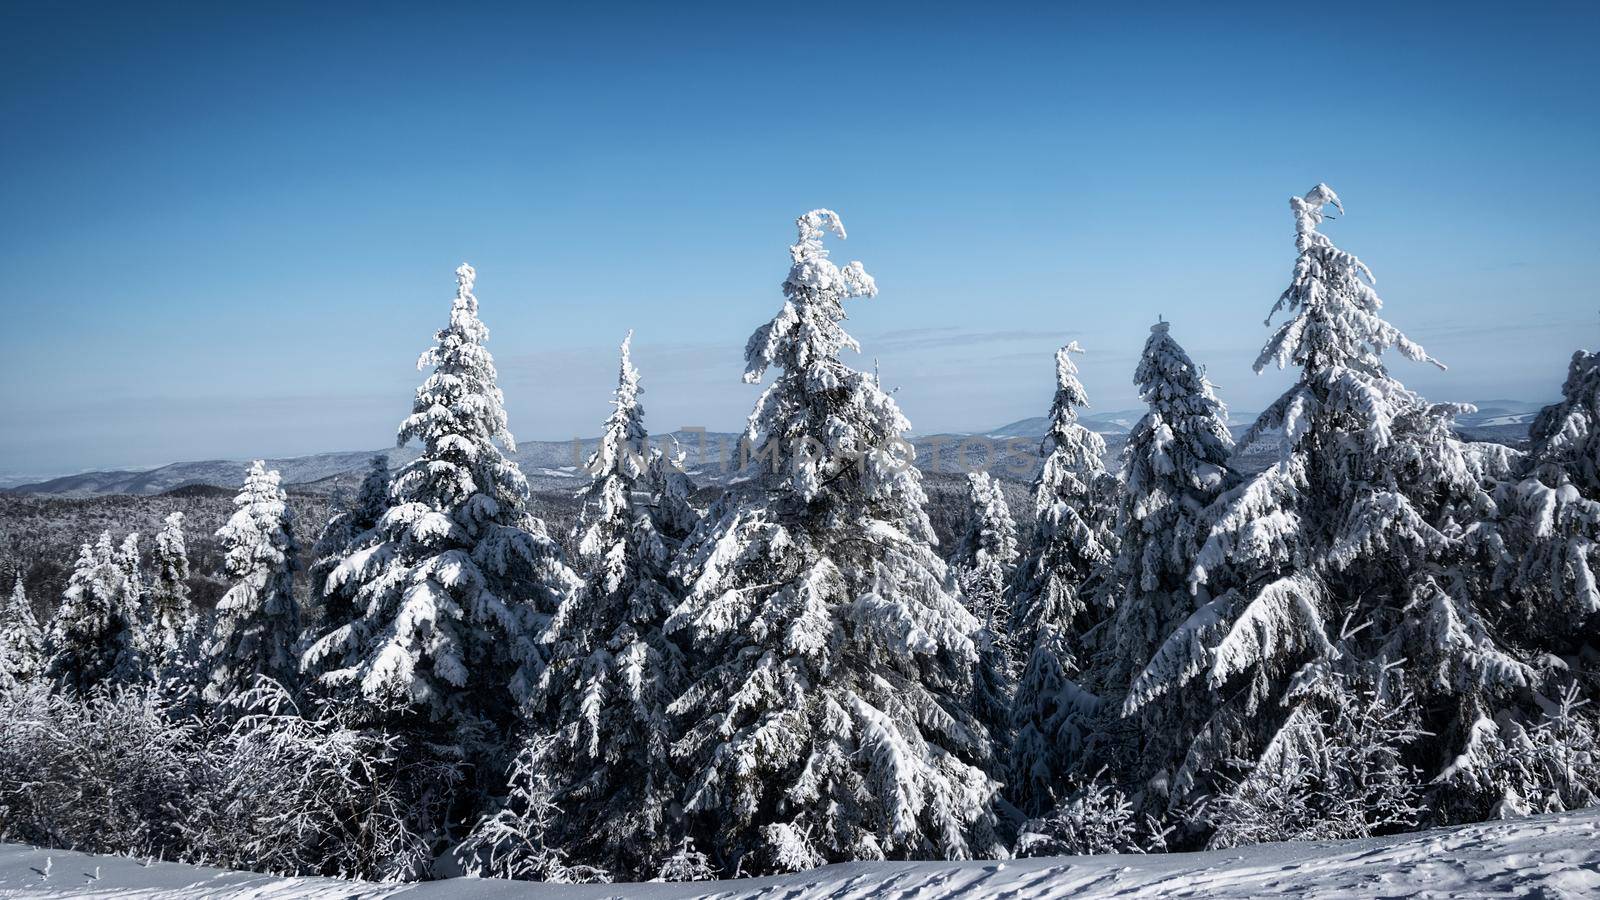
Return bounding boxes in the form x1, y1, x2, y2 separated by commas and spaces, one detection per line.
1, 187, 1597, 883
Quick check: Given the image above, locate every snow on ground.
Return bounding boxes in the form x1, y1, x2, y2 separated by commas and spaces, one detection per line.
3, 808, 1598, 899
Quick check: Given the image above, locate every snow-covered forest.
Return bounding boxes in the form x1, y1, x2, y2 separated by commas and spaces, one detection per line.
2, 186, 1598, 890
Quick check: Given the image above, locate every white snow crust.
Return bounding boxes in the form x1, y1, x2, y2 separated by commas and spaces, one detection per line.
3, 807, 1597, 898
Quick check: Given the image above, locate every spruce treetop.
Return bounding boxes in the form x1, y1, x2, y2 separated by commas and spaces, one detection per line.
1258, 183, 1439, 378
744, 209, 877, 387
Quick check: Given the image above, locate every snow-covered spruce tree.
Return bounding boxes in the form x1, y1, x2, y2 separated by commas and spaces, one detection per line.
116, 531, 145, 616
1444, 348, 1600, 819
303, 263, 578, 742
648, 442, 702, 542
308, 454, 390, 633
1006, 341, 1120, 816
1489, 349, 1600, 648
114, 532, 151, 683
951, 471, 1020, 669
45, 533, 145, 693
205, 461, 301, 704
1123, 184, 1525, 816
142, 512, 193, 670
666, 210, 1002, 874
1009, 342, 1119, 654
1100, 321, 1233, 795
0, 574, 44, 690
950, 470, 1023, 767
526, 331, 691, 879
1529, 348, 1600, 495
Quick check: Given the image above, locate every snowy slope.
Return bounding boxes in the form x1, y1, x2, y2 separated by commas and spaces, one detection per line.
3, 808, 1598, 899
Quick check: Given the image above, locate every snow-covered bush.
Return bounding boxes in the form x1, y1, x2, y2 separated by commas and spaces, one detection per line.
455, 735, 610, 884
1016, 770, 1171, 857
1434, 680, 1600, 821
1518, 683, 1600, 812
199, 678, 456, 881
0, 681, 204, 858
653, 837, 716, 882
0, 675, 466, 882
1204, 665, 1425, 850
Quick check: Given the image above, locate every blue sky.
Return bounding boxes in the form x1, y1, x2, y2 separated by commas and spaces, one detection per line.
1, 1, 1596, 475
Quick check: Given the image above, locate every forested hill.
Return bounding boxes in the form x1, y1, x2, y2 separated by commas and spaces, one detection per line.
2, 401, 1540, 498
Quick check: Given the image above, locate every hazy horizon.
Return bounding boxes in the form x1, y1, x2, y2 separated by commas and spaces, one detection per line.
4, 2, 1595, 475
0, 389, 1563, 484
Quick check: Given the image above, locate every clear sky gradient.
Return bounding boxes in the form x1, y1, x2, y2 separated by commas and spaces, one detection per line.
2, 1, 1596, 476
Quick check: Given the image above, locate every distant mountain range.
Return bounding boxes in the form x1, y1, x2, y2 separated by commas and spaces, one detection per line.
981, 409, 1149, 438
1452, 399, 1547, 428
2, 400, 1551, 498
983, 400, 1547, 438
2, 432, 738, 498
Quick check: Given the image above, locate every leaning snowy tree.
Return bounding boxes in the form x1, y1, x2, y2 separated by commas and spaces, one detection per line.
521, 331, 695, 879
44, 532, 145, 693
308, 454, 390, 632
1006, 340, 1120, 816
666, 210, 1003, 875
205, 461, 301, 703
1123, 184, 1528, 822
1099, 320, 1234, 799
303, 263, 579, 753
0, 574, 44, 690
